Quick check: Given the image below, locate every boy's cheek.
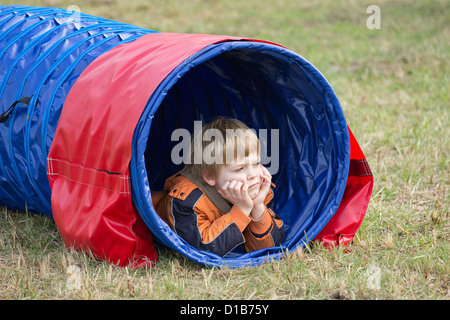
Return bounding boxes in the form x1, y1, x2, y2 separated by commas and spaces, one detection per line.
259, 168, 265, 178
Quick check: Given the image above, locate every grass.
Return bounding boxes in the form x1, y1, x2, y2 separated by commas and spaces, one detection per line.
1, 0, 448, 300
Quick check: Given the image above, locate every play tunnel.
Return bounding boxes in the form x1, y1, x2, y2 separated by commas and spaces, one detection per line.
0, 6, 373, 268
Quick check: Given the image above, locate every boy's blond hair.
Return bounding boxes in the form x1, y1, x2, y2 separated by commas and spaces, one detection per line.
181, 117, 260, 181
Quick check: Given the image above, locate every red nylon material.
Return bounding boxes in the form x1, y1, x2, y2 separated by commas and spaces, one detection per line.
47, 33, 242, 267
315, 126, 373, 247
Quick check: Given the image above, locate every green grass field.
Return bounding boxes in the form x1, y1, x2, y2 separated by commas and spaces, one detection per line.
0, 0, 448, 300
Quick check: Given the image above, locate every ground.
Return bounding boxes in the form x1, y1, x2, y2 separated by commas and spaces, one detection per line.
0, 0, 448, 300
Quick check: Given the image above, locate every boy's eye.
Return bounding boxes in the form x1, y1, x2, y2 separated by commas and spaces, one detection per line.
235, 167, 244, 172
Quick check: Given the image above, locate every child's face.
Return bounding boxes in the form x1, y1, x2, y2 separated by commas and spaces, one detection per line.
206, 151, 263, 199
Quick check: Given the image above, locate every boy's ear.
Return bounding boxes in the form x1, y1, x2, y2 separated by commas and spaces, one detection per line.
202, 171, 216, 187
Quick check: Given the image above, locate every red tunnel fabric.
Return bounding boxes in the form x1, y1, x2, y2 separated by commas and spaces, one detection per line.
314, 126, 373, 247
46, 31, 373, 267
47, 33, 245, 267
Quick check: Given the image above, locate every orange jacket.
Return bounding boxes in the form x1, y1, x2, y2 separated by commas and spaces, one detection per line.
152, 172, 285, 256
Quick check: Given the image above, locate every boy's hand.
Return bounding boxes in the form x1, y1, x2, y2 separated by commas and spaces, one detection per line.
218, 180, 253, 216
252, 165, 272, 206
250, 166, 272, 220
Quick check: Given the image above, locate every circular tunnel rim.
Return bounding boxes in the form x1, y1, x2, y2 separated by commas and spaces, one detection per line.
130, 40, 350, 268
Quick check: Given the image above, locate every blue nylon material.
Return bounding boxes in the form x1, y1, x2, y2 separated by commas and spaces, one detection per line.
130, 41, 350, 268
0, 5, 155, 216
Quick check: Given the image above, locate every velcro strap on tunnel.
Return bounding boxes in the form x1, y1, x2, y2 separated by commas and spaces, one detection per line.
0, 97, 32, 123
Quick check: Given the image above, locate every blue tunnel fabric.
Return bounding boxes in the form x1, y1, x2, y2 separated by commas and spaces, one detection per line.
0, 5, 156, 217
1, 6, 351, 268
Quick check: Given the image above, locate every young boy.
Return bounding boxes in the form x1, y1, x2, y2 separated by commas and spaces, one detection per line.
153, 118, 284, 257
